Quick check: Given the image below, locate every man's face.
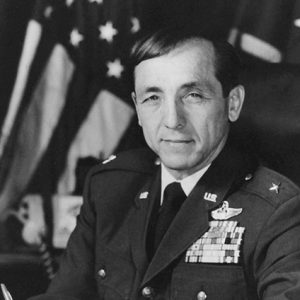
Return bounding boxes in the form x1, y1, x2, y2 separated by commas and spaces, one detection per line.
132, 40, 244, 179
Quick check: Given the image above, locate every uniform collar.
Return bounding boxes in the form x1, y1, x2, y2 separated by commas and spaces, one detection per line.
160, 163, 210, 205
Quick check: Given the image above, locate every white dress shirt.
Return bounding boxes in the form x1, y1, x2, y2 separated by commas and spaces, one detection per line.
160, 163, 210, 205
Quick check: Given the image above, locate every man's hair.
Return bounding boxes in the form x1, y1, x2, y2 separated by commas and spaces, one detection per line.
130, 26, 242, 96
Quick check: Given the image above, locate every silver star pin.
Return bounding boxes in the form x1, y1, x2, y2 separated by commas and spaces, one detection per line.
99, 21, 118, 43
269, 183, 280, 194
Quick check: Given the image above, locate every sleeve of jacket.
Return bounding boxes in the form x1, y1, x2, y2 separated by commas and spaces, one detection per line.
255, 192, 300, 299
28, 168, 99, 300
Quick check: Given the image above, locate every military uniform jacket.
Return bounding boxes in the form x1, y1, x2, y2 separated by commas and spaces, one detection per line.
30, 144, 300, 300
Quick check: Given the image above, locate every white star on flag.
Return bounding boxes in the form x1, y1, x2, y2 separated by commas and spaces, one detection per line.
44, 6, 53, 19
106, 59, 124, 78
131, 17, 140, 33
88, 0, 103, 3
70, 29, 84, 47
66, 0, 74, 6
99, 22, 118, 43
294, 19, 300, 27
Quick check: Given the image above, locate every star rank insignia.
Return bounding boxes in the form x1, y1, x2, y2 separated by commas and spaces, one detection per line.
269, 182, 280, 194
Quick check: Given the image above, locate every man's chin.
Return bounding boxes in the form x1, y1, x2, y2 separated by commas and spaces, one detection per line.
160, 154, 196, 172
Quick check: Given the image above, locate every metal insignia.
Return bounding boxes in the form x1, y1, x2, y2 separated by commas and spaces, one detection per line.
269, 182, 280, 194
211, 201, 242, 220
204, 192, 217, 202
102, 154, 116, 164
139, 192, 149, 199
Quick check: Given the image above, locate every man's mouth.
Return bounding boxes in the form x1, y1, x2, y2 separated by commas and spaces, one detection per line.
161, 138, 193, 145
164, 139, 190, 142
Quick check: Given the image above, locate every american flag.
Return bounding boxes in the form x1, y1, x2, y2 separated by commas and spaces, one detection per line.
0, 0, 144, 217
1, 0, 300, 241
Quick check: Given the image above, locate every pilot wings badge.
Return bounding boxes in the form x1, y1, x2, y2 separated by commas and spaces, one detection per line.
211, 201, 242, 220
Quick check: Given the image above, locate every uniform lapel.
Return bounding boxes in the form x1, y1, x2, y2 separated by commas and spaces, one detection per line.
129, 169, 161, 275
142, 143, 253, 286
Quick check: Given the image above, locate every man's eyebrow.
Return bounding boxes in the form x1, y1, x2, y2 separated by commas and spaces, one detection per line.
141, 86, 163, 94
181, 81, 216, 93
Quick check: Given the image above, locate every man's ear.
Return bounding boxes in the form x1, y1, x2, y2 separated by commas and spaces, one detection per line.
131, 92, 142, 126
227, 85, 245, 122
131, 91, 137, 105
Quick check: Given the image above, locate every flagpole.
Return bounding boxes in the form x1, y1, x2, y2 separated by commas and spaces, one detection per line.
0, 20, 42, 157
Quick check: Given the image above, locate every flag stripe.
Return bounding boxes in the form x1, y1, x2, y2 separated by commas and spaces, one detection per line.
227, 28, 239, 45
27, 74, 107, 196
58, 89, 134, 194
241, 33, 282, 62
0, 45, 74, 215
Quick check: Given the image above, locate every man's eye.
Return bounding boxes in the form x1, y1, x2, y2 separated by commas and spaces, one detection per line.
189, 93, 202, 98
184, 93, 206, 102
143, 95, 159, 103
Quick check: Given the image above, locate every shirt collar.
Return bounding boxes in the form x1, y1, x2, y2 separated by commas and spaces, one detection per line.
160, 163, 210, 205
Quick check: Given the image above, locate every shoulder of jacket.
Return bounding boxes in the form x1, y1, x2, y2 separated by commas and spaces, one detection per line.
88, 148, 159, 177
242, 165, 300, 207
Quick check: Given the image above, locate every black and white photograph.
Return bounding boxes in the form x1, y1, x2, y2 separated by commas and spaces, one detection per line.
0, 0, 300, 299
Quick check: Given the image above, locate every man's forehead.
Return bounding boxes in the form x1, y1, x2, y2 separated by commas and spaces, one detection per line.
133, 38, 217, 88
172, 38, 215, 70
175, 37, 214, 56
134, 38, 215, 74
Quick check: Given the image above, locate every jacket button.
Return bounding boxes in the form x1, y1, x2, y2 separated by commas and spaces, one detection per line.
98, 268, 106, 279
197, 290, 207, 300
142, 286, 154, 298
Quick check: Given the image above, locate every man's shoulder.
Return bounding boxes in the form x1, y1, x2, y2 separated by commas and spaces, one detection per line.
88, 147, 158, 178
242, 164, 300, 207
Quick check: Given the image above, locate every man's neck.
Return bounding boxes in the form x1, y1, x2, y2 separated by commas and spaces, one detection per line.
160, 163, 210, 204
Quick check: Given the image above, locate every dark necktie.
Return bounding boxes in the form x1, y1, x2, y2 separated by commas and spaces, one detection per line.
153, 182, 186, 252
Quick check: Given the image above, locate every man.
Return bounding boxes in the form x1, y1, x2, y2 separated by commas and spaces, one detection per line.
30, 27, 300, 300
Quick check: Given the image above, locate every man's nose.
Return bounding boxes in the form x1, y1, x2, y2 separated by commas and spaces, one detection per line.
163, 100, 186, 129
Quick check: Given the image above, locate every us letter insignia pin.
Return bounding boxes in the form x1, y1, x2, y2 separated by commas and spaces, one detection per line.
139, 192, 149, 199
204, 192, 217, 202
185, 220, 245, 264
211, 201, 242, 220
